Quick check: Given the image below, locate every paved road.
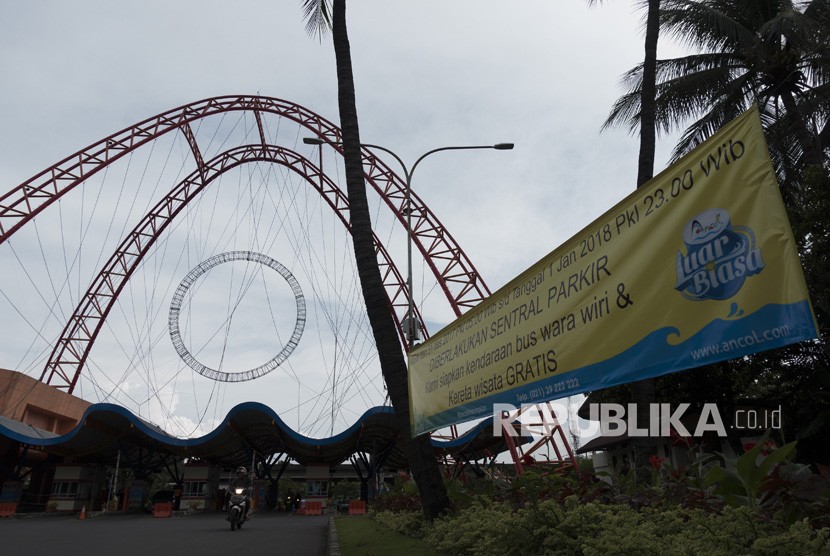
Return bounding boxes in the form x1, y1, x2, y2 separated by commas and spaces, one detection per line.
0, 511, 329, 556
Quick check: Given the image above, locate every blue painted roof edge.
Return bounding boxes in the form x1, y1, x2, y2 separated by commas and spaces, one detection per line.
0, 401, 495, 451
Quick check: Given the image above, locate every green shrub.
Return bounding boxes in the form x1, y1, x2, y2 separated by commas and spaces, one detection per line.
370, 444, 829, 554
372, 473, 422, 512
423, 499, 524, 556
749, 520, 830, 555
372, 492, 422, 512
417, 499, 830, 555
373, 509, 427, 538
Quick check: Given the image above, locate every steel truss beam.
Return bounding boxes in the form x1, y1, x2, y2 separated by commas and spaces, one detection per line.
39, 145, 413, 392
0, 95, 490, 318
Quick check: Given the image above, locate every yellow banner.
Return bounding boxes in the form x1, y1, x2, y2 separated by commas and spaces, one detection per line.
409, 106, 818, 436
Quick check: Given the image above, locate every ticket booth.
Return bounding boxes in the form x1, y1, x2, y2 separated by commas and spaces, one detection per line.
304, 464, 330, 509
180, 462, 219, 511
48, 464, 105, 512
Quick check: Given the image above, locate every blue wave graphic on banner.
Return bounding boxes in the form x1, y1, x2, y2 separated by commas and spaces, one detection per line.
417, 300, 817, 433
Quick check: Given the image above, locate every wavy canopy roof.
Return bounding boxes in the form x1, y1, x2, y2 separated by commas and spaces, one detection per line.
0, 402, 518, 470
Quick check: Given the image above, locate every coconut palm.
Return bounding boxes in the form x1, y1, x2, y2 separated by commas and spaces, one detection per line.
639, 0, 662, 185
606, 0, 830, 336
301, 0, 450, 519
603, 0, 830, 463
589, 0, 663, 186
605, 0, 829, 180
589, 0, 664, 475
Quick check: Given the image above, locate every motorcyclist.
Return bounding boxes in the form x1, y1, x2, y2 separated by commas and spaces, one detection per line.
226, 466, 253, 521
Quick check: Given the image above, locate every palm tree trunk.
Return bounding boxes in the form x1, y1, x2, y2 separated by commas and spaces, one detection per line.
330, 0, 450, 520
631, 0, 661, 478
637, 0, 660, 187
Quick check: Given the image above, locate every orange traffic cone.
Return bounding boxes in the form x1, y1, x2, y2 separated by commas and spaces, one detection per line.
79, 505, 86, 520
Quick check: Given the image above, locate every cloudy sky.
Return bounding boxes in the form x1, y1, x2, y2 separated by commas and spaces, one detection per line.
0, 1, 688, 442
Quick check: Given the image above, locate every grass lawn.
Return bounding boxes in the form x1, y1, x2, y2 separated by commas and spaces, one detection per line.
334, 515, 447, 556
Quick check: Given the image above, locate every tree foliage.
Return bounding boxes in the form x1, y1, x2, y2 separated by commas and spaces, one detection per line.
605, 0, 829, 181
597, 0, 830, 468
372, 458, 830, 555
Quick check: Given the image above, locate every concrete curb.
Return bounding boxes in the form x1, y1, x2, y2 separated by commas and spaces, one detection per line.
328, 516, 341, 556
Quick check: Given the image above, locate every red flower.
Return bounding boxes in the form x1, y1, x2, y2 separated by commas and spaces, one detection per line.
648, 455, 666, 470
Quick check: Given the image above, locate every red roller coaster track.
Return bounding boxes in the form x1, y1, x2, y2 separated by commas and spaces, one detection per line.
0, 95, 491, 392
39, 144, 415, 392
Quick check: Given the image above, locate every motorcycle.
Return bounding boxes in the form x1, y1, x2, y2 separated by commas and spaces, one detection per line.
227, 487, 250, 531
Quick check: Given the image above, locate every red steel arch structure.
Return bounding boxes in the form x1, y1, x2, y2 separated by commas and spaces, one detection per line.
0, 95, 490, 392
0, 95, 573, 474
40, 144, 407, 393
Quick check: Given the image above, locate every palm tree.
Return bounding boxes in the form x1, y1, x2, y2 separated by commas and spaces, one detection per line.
606, 0, 830, 343
602, 0, 830, 462
589, 0, 664, 474
631, 0, 663, 476
605, 0, 829, 181
589, 0, 662, 187
301, 0, 450, 519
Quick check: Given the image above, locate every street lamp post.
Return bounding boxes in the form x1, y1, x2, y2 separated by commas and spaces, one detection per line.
303, 137, 514, 347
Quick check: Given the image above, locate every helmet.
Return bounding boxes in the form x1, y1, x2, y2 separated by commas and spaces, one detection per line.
236, 466, 247, 475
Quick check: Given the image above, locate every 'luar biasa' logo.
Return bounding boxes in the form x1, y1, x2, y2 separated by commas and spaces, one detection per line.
675, 208, 765, 300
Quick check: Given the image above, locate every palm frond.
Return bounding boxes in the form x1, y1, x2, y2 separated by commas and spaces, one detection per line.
765, 113, 809, 198
660, 0, 756, 53
608, 56, 754, 137
802, 0, 830, 24
602, 91, 643, 135
668, 86, 752, 160
604, 0, 828, 177
759, 5, 817, 50
302, 0, 332, 41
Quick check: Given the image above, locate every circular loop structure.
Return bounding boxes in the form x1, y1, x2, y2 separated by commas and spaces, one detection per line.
168, 251, 306, 383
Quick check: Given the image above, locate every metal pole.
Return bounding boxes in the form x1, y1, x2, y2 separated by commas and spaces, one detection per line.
302, 138, 513, 348
361, 143, 513, 347
107, 450, 121, 512
354, 144, 415, 345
